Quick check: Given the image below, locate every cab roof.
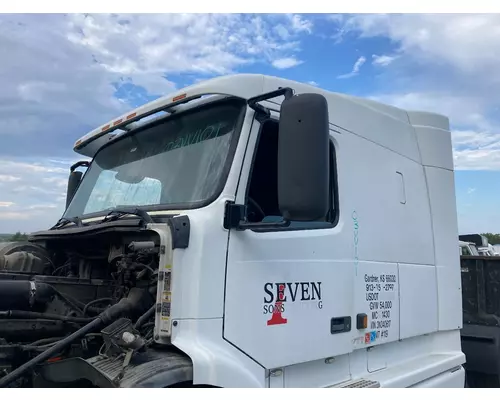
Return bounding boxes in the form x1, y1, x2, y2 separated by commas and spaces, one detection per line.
74, 73, 450, 163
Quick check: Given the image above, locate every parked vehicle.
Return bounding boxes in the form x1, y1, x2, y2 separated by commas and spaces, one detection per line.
460, 240, 479, 256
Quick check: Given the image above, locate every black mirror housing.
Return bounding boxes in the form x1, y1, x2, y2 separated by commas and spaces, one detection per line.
66, 171, 83, 209
277, 93, 330, 222
65, 160, 90, 210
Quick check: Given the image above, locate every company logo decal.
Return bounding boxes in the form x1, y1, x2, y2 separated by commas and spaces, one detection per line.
263, 282, 323, 326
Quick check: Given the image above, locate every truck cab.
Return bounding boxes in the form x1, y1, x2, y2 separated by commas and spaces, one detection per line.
459, 234, 496, 257
0, 74, 465, 388
460, 241, 479, 256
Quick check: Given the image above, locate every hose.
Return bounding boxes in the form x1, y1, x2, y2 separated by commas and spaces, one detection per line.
133, 304, 155, 330
82, 298, 113, 316
135, 263, 156, 276
140, 322, 155, 330
0, 280, 85, 316
25, 333, 103, 351
0, 288, 152, 388
29, 337, 64, 346
0, 318, 103, 387
0, 310, 93, 323
61, 293, 105, 315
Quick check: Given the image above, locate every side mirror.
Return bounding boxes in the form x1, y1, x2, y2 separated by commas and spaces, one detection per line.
66, 161, 90, 209
66, 171, 83, 209
278, 93, 330, 221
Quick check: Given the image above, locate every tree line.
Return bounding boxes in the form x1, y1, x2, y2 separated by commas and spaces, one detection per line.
0, 232, 29, 242
482, 233, 500, 245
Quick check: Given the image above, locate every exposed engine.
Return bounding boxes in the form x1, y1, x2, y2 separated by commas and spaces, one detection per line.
0, 230, 160, 387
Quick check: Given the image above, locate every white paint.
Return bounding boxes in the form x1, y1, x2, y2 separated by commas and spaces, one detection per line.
399, 263, 438, 339
171, 318, 265, 388
410, 366, 465, 388
367, 345, 388, 373
284, 356, 350, 388
76, 73, 464, 387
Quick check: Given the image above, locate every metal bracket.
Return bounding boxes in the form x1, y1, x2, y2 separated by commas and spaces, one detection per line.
166, 216, 190, 249
247, 87, 294, 122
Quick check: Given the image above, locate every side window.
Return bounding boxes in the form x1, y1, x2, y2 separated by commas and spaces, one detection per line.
245, 119, 338, 229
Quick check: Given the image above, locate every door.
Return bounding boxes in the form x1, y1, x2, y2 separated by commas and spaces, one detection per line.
222, 116, 354, 372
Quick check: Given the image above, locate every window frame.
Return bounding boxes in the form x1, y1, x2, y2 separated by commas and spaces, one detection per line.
243, 117, 340, 233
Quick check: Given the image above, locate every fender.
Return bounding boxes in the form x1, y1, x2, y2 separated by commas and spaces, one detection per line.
172, 318, 266, 388
37, 349, 193, 388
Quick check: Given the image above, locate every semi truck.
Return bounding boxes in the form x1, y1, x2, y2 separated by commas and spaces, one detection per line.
0, 74, 465, 388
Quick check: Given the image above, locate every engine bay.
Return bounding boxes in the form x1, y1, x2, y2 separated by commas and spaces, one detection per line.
0, 228, 162, 387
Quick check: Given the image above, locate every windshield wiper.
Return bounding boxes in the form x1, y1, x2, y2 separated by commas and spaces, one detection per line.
99, 207, 154, 225
50, 216, 84, 230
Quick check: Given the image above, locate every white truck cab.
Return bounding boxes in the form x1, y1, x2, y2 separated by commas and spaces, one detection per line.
0, 74, 465, 388
459, 241, 479, 256
479, 244, 498, 256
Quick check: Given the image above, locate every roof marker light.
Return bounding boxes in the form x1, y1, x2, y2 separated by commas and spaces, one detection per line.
173, 93, 187, 102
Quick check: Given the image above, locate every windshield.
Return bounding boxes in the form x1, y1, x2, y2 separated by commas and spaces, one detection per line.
64, 100, 244, 219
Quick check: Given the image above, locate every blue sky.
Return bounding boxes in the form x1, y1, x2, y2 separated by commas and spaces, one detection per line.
0, 13, 499, 233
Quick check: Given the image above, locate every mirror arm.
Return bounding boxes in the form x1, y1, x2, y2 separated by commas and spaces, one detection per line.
247, 87, 294, 121
70, 160, 90, 173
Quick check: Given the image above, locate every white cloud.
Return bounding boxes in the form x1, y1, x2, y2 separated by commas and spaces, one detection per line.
0, 13, 312, 158
0, 158, 75, 232
288, 14, 313, 34
467, 188, 476, 195
307, 80, 319, 87
0, 175, 20, 183
0, 211, 30, 221
274, 24, 291, 40
341, 14, 500, 79
453, 147, 500, 171
452, 130, 499, 150
274, 14, 313, 40
29, 204, 58, 210
337, 56, 366, 79
369, 92, 492, 131
272, 57, 303, 69
372, 54, 398, 67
